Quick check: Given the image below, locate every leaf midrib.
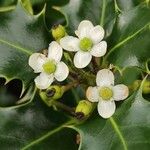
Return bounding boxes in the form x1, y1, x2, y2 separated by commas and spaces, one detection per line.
0, 38, 33, 55
105, 22, 150, 59
21, 120, 74, 150
109, 117, 128, 150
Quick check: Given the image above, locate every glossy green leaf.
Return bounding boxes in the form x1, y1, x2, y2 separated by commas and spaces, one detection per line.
73, 81, 150, 150
31, 0, 69, 29
116, 0, 146, 11
0, 0, 16, 7
0, 1, 50, 94
60, 0, 116, 36
105, 4, 150, 70
0, 95, 78, 150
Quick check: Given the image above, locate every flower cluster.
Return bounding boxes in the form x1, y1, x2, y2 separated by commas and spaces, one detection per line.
28, 20, 129, 119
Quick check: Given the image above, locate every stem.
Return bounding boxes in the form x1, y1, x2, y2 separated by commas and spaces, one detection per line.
92, 57, 99, 73
63, 81, 79, 92
52, 101, 76, 116
100, 0, 106, 26
114, 0, 122, 13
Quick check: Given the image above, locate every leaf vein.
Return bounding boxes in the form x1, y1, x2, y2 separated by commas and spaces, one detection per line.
0, 38, 33, 55
105, 22, 150, 59
109, 117, 128, 150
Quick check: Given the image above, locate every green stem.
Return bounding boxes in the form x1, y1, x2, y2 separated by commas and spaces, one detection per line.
114, 0, 122, 13
100, 0, 106, 26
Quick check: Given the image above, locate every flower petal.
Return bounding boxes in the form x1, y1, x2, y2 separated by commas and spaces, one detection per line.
90, 41, 107, 57
34, 73, 54, 89
28, 53, 47, 73
75, 20, 94, 39
97, 100, 116, 118
86, 86, 99, 102
60, 36, 80, 52
48, 41, 62, 62
89, 25, 105, 44
113, 84, 129, 101
54, 62, 69, 81
74, 51, 92, 68
96, 69, 114, 86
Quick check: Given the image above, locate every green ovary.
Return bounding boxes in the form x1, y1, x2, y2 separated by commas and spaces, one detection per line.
99, 87, 113, 100
79, 37, 93, 51
43, 60, 56, 74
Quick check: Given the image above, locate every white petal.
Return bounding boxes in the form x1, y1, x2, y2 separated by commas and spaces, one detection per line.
74, 51, 92, 68
28, 53, 47, 73
97, 100, 116, 118
34, 73, 54, 89
60, 36, 80, 52
54, 62, 69, 81
75, 20, 94, 39
96, 69, 114, 86
86, 86, 99, 102
48, 41, 62, 62
90, 41, 107, 57
113, 84, 129, 101
89, 25, 105, 44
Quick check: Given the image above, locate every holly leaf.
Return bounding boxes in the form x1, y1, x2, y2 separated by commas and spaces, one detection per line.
105, 4, 150, 70
60, 0, 116, 37
0, 1, 50, 95
0, 94, 78, 150
115, 0, 146, 11
72, 79, 150, 150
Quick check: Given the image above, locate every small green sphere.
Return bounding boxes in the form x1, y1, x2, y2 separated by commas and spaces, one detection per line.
52, 24, 66, 41
43, 60, 56, 74
99, 87, 113, 100
79, 37, 93, 51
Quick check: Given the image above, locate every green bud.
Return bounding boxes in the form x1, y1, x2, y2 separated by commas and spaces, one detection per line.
142, 80, 150, 94
39, 85, 64, 106
132, 80, 141, 91
46, 85, 64, 100
75, 100, 93, 119
132, 80, 150, 94
52, 24, 66, 41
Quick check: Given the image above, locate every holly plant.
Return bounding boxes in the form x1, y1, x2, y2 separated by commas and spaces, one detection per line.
0, 0, 150, 150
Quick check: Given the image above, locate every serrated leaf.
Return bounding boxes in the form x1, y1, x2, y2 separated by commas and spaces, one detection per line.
0, 95, 78, 150
0, 1, 51, 93
115, 0, 146, 11
72, 80, 150, 150
105, 4, 150, 70
60, 0, 116, 37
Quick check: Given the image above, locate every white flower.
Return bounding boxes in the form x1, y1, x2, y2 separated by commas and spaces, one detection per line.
60, 20, 107, 68
29, 41, 69, 89
86, 69, 129, 118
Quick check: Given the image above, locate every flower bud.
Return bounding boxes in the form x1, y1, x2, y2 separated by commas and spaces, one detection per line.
132, 80, 141, 91
75, 100, 94, 119
142, 80, 150, 94
51, 24, 66, 41
39, 85, 64, 105
132, 80, 150, 94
